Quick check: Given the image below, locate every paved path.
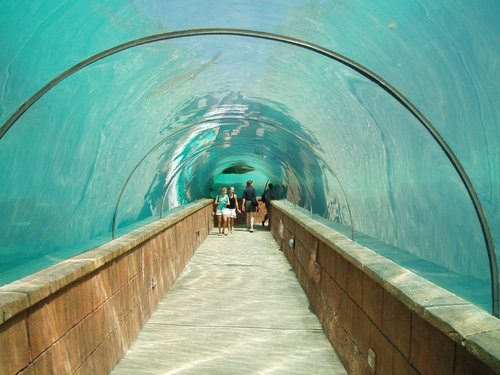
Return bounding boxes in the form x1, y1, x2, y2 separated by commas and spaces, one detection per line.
111, 225, 347, 374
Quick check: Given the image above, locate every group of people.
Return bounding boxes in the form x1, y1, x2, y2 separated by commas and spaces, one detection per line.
214, 180, 274, 236
214, 186, 241, 236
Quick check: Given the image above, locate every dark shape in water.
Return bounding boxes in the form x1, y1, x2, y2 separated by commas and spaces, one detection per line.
222, 163, 255, 174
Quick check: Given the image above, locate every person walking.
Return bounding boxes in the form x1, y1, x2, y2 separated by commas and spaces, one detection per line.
226, 186, 241, 234
261, 183, 275, 227
214, 187, 229, 236
241, 180, 257, 232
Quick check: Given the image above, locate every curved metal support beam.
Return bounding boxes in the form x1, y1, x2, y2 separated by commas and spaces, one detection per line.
157, 116, 352, 228
1, 28, 496, 316
112, 117, 354, 239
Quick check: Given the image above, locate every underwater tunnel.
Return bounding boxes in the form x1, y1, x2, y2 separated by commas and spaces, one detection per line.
1, 0, 499, 321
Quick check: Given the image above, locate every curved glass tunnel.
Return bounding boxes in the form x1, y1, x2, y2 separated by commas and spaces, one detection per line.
0, 1, 499, 316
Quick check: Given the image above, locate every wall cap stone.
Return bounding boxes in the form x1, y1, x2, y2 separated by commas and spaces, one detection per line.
271, 199, 500, 373
0, 199, 212, 325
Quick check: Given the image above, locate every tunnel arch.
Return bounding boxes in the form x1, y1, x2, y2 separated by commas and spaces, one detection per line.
0, 28, 497, 315
159, 144, 314, 216
112, 116, 354, 239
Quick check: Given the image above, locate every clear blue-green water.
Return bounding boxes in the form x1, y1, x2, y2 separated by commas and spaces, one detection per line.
0, 1, 499, 314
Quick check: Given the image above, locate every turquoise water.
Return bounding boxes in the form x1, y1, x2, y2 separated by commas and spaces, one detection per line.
1, 1, 499, 314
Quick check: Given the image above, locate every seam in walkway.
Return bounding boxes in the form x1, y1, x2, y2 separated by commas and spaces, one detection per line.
111, 225, 347, 374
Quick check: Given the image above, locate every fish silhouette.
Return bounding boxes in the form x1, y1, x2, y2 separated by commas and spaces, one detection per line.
148, 52, 222, 97
222, 162, 255, 174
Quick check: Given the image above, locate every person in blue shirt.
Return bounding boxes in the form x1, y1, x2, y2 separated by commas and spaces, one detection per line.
214, 187, 229, 236
241, 180, 257, 232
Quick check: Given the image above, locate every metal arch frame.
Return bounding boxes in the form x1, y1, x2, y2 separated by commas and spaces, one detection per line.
0, 28, 496, 316
108, 118, 311, 236
111, 116, 353, 239
181, 153, 312, 211
158, 141, 314, 216
153, 116, 353, 224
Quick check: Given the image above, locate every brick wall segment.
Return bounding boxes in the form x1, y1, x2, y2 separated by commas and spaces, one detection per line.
464, 331, 500, 374
0, 199, 212, 375
423, 303, 500, 341
307, 279, 323, 316
0, 291, 28, 324
28, 290, 66, 359
320, 269, 337, 312
393, 348, 419, 375
0, 312, 30, 374
15, 365, 34, 375
335, 250, 348, 290
0, 200, 208, 318
308, 259, 321, 285
91, 303, 107, 348
351, 303, 371, 357
126, 247, 142, 281
66, 313, 99, 372
65, 275, 94, 330
270, 199, 500, 375
322, 303, 342, 354
369, 323, 394, 375
139, 291, 152, 326
87, 333, 118, 375
336, 284, 355, 335
32, 335, 72, 375
142, 240, 153, 268
165, 226, 175, 248
381, 290, 411, 358
92, 264, 114, 309
317, 240, 335, 279
345, 260, 363, 307
362, 274, 383, 327
295, 241, 310, 273
74, 356, 96, 375
113, 255, 129, 294
410, 312, 455, 375
325, 306, 368, 375
454, 344, 498, 375
0, 278, 52, 308
103, 293, 120, 334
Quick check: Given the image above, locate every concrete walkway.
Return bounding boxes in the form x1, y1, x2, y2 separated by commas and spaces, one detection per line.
111, 225, 347, 375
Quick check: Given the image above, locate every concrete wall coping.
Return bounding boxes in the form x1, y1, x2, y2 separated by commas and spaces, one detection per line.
0, 199, 212, 325
272, 199, 500, 373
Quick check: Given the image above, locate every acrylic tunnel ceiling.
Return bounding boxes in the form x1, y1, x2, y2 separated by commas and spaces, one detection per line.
1, 1, 499, 315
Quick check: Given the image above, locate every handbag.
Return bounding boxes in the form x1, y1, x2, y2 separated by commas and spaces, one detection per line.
251, 191, 259, 207
211, 196, 218, 216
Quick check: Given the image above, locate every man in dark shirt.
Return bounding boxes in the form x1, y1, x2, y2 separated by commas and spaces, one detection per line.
261, 183, 274, 227
241, 180, 257, 232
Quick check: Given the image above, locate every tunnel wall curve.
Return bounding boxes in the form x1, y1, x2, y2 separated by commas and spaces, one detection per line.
0, 199, 213, 375
0, 28, 496, 316
269, 200, 500, 375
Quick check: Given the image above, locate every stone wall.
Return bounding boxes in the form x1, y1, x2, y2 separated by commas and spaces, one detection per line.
0, 199, 213, 375
269, 200, 500, 375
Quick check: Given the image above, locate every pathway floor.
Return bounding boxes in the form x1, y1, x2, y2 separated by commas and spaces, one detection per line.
111, 225, 347, 374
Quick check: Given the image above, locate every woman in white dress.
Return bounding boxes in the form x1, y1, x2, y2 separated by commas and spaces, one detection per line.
226, 186, 241, 234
